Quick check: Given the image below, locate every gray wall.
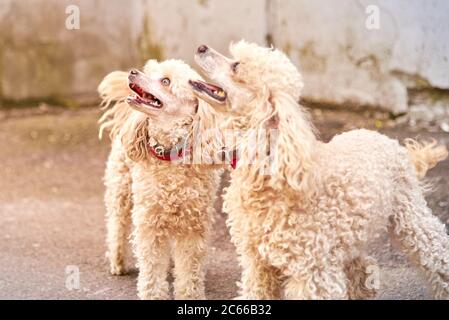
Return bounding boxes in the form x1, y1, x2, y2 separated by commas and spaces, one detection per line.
0, 0, 448, 116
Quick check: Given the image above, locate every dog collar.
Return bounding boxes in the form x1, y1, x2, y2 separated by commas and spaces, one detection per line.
230, 154, 237, 169
217, 148, 238, 169
148, 137, 237, 168
148, 137, 190, 162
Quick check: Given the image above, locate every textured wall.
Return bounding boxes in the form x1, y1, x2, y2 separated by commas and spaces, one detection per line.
0, 0, 143, 105
270, 0, 449, 114
0, 0, 448, 115
140, 0, 266, 64
0, 0, 266, 106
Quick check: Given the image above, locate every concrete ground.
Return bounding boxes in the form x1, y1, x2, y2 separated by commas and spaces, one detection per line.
0, 106, 448, 300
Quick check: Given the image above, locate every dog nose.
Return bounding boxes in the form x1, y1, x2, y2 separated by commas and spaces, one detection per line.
197, 45, 208, 54
130, 69, 139, 75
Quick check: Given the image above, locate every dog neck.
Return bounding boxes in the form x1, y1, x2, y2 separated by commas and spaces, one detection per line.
146, 115, 193, 146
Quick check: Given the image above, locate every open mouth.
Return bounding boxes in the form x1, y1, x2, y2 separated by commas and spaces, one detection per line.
128, 82, 163, 109
189, 80, 227, 103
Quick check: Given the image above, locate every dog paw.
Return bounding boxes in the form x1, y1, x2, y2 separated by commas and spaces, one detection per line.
175, 293, 206, 300
109, 264, 126, 276
138, 292, 170, 300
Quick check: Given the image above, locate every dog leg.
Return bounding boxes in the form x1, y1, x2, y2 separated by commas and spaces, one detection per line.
238, 251, 282, 300
284, 264, 348, 300
104, 148, 132, 275
391, 189, 449, 299
344, 256, 378, 299
172, 234, 208, 300
132, 225, 170, 300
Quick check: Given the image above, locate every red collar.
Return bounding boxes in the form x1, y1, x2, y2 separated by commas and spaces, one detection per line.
148, 141, 190, 162
218, 148, 238, 169
230, 151, 238, 169
148, 139, 237, 168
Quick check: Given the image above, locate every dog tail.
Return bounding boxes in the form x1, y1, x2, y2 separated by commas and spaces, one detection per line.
405, 139, 448, 179
98, 71, 132, 140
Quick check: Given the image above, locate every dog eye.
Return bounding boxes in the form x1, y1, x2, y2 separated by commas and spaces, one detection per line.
161, 78, 170, 86
231, 62, 240, 73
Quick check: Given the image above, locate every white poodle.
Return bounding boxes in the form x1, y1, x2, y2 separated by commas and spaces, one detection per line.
191, 41, 449, 299
98, 59, 223, 299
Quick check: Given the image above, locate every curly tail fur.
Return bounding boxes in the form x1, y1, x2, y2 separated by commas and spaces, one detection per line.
98, 71, 132, 140
405, 139, 448, 180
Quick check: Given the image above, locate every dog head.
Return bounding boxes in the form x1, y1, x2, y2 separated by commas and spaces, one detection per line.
192, 40, 304, 116
127, 59, 202, 127
121, 59, 210, 161
192, 41, 316, 192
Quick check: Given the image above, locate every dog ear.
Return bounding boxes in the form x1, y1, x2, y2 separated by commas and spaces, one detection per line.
98, 71, 130, 108
98, 71, 133, 140
120, 112, 150, 162
267, 90, 316, 192
191, 98, 223, 165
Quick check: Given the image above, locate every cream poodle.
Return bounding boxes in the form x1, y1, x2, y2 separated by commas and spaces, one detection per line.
97, 59, 224, 299
191, 41, 449, 299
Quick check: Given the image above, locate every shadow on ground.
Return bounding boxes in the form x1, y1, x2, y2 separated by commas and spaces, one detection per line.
0, 107, 448, 299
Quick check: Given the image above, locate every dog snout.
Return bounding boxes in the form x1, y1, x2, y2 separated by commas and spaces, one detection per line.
197, 45, 208, 54
128, 69, 140, 82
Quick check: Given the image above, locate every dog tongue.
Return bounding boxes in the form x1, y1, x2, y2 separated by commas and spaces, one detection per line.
130, 83, 144, 97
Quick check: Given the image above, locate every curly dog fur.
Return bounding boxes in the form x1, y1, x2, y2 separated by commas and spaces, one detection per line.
193, 40, 449, 299
98, 60, 222, 299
